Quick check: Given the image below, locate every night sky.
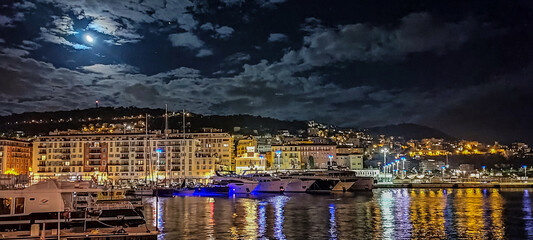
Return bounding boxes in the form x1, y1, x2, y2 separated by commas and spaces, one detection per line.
0, 0, 532, 143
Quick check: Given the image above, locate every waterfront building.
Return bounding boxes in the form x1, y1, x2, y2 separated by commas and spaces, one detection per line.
336, 146, 364, 154
298, 144, 336, 169
235, 149, 265, 174
236, 136, 257, 157
419, 159, 445, 172
32, 132, 217, 184
174, 131, 234, 171
0, 139, 32, 175
270, 143, 336, 169
336, 154, 364, 170
255, 134, 273, 154
270, 145, 301, 170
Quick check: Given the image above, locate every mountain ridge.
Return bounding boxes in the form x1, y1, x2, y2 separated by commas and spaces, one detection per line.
0, 107, 453, 140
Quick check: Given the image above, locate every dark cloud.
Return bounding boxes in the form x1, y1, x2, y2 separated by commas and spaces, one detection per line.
268, 33, 288, 42
0, 0, 532, 143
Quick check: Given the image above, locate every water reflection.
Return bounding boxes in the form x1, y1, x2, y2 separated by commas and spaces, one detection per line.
258, 202, 266, 238
273, 196, 288, 240
524, 190, 533, 238
329, 203, 337, 240
142, 188, 533, 239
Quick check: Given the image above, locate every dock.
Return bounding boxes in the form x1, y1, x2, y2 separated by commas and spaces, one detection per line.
0, 226, 158, 240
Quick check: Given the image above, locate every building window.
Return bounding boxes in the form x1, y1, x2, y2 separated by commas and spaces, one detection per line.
14, 197, 24, 214
0, 198, 11, 215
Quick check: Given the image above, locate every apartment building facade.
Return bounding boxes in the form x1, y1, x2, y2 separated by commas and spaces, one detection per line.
0, 139, 32, 175
32, 133, 217, 184
271, 143, 337, 169
174, 132, 234, 171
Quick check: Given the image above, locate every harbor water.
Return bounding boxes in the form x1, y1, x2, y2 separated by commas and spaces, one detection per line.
143, 188, 533, 239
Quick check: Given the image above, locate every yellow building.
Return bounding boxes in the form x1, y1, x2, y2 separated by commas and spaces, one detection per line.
177, 132, 234, 171
271, 145, 301, 170
235, 153, 265, 174
236, 137, 257, 157
0, 139, 32, 175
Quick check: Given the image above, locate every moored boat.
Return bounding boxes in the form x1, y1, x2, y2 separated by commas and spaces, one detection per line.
242, 172, 286, 193
0, 180, 146, 231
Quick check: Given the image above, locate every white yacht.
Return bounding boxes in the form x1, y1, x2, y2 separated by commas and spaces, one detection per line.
281, 170, 373, 193
197, 173, 258, 195
242, 172, 286, 193
281, 178, 316, 193
0, 180, 145, 231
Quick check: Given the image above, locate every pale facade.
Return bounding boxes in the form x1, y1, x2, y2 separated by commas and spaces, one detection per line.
32, 133, 217, 183
175, 132, 233, 171
349, 154, 364, 170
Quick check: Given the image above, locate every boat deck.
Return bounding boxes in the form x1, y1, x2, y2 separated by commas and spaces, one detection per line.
0, 226, 158, 239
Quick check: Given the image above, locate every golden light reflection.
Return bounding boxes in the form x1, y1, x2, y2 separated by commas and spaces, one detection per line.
489, 189, 505, 239
372, 194, 382, 239
409, 189, 446, 238
454, 189, 485, 238
230, 199, 259, 240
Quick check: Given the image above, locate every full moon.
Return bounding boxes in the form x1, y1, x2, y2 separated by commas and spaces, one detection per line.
85, 34, 94, 43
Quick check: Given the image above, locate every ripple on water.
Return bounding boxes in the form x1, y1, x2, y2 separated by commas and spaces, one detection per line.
142, 188, 533, 239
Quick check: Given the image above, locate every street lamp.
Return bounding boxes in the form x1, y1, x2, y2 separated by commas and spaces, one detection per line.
523, 165, 528, 179
401, 157, 406, 179
381, 149, 388, 173
328, 155, 333, 168
396, 159, 400, 176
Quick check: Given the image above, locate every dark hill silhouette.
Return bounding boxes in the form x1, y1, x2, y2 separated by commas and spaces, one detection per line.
0, 108, 452, 140
367, 123, 454, 141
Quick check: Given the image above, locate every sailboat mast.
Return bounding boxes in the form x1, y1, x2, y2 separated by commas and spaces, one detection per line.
144, 114, 148, 184
182, 109, 186, 183
165, 104, 170, 183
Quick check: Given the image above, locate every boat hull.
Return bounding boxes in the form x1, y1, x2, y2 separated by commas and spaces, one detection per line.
0, 208, 145, 231
228, 183, 257, 194
284, 179, 316, 193
254, 181, 285, 193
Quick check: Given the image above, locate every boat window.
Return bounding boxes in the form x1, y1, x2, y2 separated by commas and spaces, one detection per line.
15, 198, 24, 214
0, 198, 11, 215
